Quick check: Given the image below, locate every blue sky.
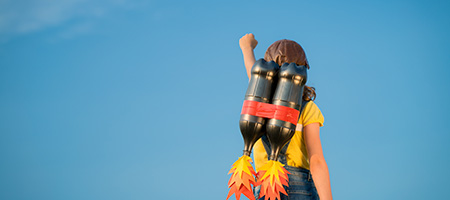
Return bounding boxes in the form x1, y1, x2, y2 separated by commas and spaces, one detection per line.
1, 0, 449, 199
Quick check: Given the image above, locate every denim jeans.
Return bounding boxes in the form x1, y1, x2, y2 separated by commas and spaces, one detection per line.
253, 165, 319, 200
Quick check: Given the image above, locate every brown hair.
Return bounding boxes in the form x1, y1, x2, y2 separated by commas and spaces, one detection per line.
264, 39, 316, 101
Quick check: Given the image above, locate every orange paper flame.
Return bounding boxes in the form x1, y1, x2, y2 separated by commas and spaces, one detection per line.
227, 155, 257, 200
256, 160, 290, 200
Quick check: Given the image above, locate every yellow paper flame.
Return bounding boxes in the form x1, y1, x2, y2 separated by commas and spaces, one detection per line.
227, 155, 257, 200
256, 160, 290, 200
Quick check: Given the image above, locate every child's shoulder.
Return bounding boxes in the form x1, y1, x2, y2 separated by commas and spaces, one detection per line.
304, 100, 321, 111
300, 100, 324, 126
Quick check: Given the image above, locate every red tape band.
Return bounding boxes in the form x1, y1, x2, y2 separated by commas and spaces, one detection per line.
241, 100, 300, 125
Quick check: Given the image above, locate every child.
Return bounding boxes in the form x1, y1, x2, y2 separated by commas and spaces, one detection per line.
239, 33, 333, 200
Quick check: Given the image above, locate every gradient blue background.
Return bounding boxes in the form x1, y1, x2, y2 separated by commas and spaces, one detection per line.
1, 0, 449, 199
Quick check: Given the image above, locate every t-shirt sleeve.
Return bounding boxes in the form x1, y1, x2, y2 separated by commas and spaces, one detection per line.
300, 101, 325, 127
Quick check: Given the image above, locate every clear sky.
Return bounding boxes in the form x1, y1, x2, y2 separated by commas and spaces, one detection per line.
1, 0, 449, 199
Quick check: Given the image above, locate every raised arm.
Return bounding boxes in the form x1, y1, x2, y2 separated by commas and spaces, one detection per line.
239, 33, 258, 80
304, 123, 333, 200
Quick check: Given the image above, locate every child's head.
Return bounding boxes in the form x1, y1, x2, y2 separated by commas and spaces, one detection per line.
264, 39, 315, 101
264, 39, 309, 69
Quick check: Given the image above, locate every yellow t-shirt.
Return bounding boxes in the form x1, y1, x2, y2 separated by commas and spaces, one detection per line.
253, 101, 324, 170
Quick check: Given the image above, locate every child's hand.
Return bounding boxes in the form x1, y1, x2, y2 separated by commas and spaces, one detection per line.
239, 33, 258, 51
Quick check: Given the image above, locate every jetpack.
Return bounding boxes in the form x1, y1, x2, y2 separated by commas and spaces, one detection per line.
227, 59, 308, 200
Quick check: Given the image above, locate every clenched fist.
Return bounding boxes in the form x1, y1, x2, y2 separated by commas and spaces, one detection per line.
239, 33, 258, 51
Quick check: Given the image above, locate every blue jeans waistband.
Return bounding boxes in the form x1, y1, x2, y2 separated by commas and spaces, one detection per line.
284, 165, 310, 173
284, 165, 312, 181
254, 165, 318, 200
